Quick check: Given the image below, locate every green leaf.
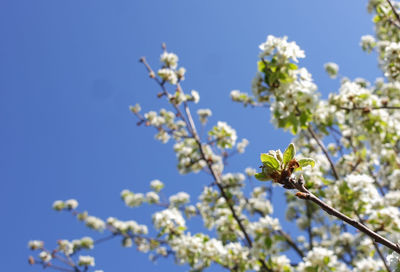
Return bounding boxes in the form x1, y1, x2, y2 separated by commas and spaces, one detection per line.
287, 63, 298, 70
258, 60, 266, 73
339, 182, 350, 195
260, 154, 280, 170
373, 15, 381, 23
298, 158, 315, 168
264, 236, 272, 249
283, 267, 292, 272
255, 172, 271, 181
283, 143, 296, 166
299, 111, 310, 127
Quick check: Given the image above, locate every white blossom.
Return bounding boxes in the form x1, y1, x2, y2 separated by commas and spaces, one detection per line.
39, 251, 52, 262
158, 68, 178, 84
150, 179, 164, 192
78, 255, 95, 267
190, 90, 200, 103
57, 240, 74, 255
153, 208, 186, 234
236, 138, 249, 153
146, 191, 160, 204
209, 121, 237, 149
129, 103, 141, 113
387, 252, 400, 271
52, 200, 64, 211
259, 35, 305, 62
197, 108, 212, 124
28, 240, 43, 250
65, 199, 78, 210
324, 62, 339, 79
85, 216, 105, 231
354, 257, 383, 272
245, 167, 256, 177
360, 35, 376, 53
383, 42, 400, 81
160, 52, 178, 69
169, 192, 190, 206
297, 247, 349, 272
122, 190, 145, 207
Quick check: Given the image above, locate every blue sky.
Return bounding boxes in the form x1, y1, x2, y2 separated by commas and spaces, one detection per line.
0, 0, 381, 271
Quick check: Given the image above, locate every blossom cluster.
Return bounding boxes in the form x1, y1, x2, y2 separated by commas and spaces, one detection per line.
157, 51, 186, 85
232, 35, 319, 134
52, 199, 79, 211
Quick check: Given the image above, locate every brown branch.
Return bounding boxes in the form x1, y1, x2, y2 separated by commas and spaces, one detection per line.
180, 89, 271, 272
277, 230, 305, 258
305, 202, 314, 250
388, 18, 400, 29
307, 125, 339, 180
31, 260, 76, 272
46, 264, 76, 272
140, 57, 271, 272
339, 106, 400, 111
356, 214, 391, 272
386, 0, 400, 25
306, 125, 392, 269
52, 254, 76, 269
294, 176, 400, 255
375, 241, 392, 272
93, 234, 117, 245
368, 167, 386, 196
252, 208, 305, 259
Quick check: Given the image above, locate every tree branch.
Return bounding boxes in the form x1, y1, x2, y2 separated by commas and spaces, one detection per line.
294, 177, 400, 255
339, 105, 400, 111
305, 124, 392, 270
386, 0, 400, 25
356, 214, 391, 272
305, 202, 314, 250
140, 57, 271, 272
277, 229, 305, 259
180, 89, 272, 272
307, 125, 339, 180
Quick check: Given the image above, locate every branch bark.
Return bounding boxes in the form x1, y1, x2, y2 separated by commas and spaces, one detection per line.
305, 124, 392, 271
386, 0, 400, 25
307, 125, 339, 180
293, 177, 400, 255
277, 229, 305, 258
140, 58, 272, 272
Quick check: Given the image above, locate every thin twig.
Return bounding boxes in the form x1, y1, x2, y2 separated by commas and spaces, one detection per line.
305, 202, 314, 250
368, 167, 386, 196
93, 234, 117, 245
47, 264, 76, 272
339, 105, 400, 111
53, 254, 76, 269
33, 261, 76, 272
307, 125, 339, 179
254, 210, 305, 259
356, 214, 391, 272
388, 18, 400, 29
386, 0, 400, 24
277, 229, 305, 258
